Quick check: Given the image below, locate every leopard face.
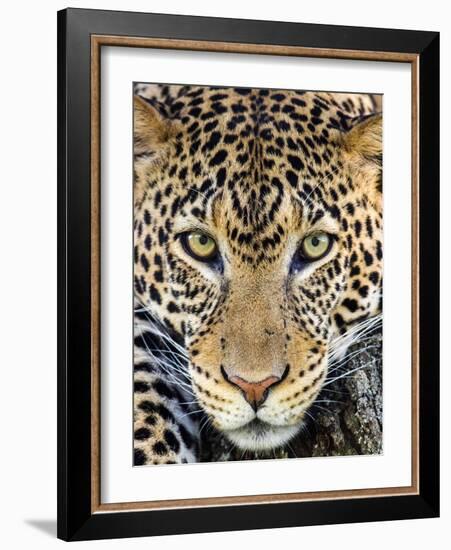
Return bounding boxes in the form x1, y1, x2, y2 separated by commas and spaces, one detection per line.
134, 86, 382, 451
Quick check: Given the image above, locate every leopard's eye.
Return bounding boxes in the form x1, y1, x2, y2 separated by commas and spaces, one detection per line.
181, 231, 218, 262
300, 232, 331, 261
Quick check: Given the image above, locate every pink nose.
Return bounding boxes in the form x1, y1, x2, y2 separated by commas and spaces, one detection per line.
228, 375, 281, 410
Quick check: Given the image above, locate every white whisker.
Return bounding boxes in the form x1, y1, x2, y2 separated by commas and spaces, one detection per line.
324, 359, 378, 387
302, 165, 341, 212
327, 344, 379, 375
176, 408, 204, 420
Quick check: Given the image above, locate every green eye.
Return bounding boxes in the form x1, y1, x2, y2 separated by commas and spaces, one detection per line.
300, 232, 331, 261
181, 231, 218, 262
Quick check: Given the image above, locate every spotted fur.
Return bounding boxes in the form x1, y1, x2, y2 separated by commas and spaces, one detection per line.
133, 84, 383, 464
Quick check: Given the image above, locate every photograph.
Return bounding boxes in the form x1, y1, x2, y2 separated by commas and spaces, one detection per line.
0, 0, 445, 547
55, 8, 440, 540
132, 83, 383, 466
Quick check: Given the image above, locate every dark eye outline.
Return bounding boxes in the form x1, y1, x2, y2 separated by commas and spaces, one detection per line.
299, 232, 333, 262
179, 231, 220, 263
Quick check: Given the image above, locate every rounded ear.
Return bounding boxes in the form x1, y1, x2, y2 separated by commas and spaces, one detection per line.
133, 95, 177, 156
340, 113, 382, 168
335, 112, 383, 200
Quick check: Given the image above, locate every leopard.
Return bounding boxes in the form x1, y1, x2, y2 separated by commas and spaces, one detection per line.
132, 83, 383, 465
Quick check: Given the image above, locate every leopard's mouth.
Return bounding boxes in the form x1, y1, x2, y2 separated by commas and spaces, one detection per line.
223, 418, 301, 451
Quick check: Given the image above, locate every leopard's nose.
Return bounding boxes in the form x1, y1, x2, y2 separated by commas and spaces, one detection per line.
221, 367, 282, 411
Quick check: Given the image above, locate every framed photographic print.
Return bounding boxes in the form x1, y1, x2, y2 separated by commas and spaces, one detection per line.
57, 8, 439, 541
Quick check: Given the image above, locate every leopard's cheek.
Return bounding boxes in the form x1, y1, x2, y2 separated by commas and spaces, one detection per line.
256, 346, 328, 427
188, 362, 255, 431
187, 324, 256, 430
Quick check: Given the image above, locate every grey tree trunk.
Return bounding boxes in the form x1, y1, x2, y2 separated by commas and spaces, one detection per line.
200, 330, 383, 462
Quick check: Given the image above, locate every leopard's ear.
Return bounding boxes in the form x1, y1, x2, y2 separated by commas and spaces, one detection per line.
337, 113, 382, 201
133, 95, 177, 156
340, 113, 382, 169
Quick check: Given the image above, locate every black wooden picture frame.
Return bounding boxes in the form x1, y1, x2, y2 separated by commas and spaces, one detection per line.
57, 7, 439, 541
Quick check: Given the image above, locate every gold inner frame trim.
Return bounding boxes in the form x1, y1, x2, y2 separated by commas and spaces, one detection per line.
90, 34, 420, 514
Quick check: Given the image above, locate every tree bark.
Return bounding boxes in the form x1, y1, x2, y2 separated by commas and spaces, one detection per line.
200, 329, 383, 462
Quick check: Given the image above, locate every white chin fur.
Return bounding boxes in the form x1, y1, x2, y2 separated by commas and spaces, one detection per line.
224, 421, 301, 451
